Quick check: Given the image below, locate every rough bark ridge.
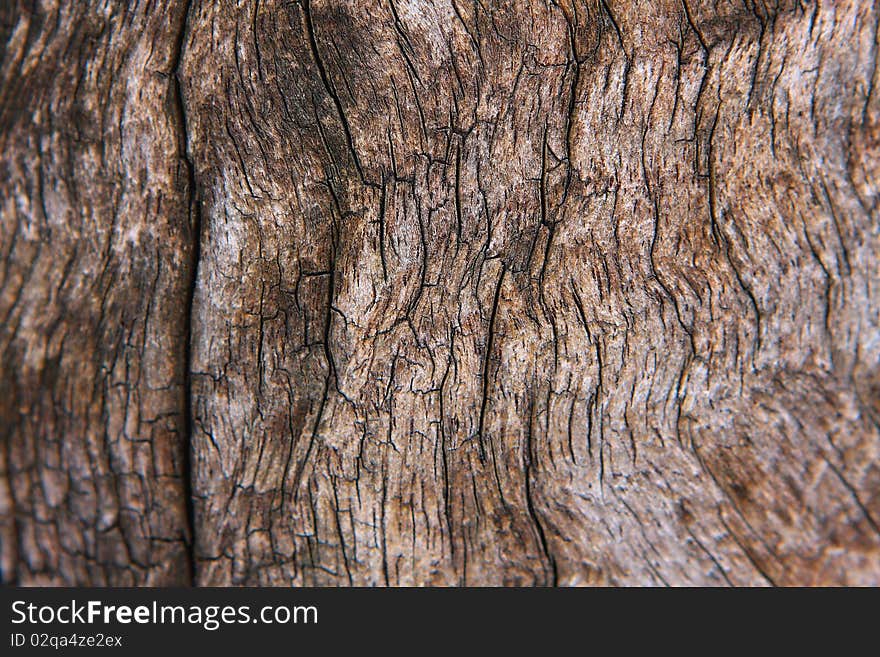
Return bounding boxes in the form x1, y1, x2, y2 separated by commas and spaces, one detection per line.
1, 1, 195, 585
2, 0, 879, 585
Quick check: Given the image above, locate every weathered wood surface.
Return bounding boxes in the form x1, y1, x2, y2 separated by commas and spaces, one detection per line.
2, 0, 878, 586
0, 0, 195, 585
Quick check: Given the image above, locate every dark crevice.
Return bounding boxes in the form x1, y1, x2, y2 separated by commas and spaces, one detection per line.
171, 0, 200, 587
301, 0, 366, 183
476, 264, 506, 465
524, 395, 559, 586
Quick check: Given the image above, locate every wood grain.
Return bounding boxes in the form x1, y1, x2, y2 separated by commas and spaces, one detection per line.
1, 0, 194, 585
2, 0, 878, 586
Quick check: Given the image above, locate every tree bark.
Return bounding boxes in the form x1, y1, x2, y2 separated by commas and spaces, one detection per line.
1, 1, 195, 585
2, 0, 879, 586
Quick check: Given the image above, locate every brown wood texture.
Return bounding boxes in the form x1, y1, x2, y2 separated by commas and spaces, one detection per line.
1, 1, 195, 585
2, 0, 879, 586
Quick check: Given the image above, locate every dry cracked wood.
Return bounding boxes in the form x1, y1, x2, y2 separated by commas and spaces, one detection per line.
2, 0, 879, 586
1, 0, 195, 585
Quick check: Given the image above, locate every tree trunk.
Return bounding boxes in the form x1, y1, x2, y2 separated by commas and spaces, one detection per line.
2, 0, 878, 586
